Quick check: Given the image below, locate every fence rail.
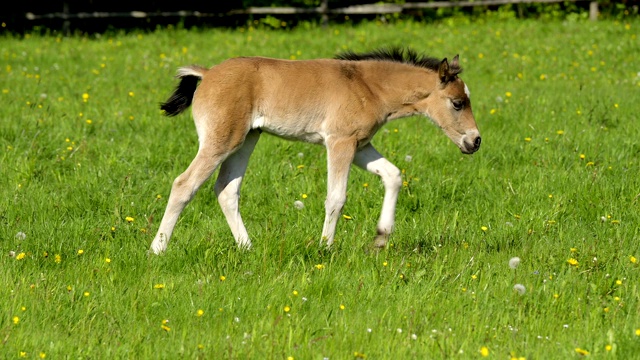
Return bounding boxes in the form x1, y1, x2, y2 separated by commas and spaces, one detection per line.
24, 0, 599, 22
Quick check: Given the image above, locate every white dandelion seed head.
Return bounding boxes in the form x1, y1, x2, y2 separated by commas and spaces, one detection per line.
411, 334, 418, 340
496, 96, 504, 102
367, 328, 372, 333
234, 317, 240, 323
297, 152, 304, 158
505, 221, 514, 227
397, 328, 403, 333
294, 200, 304, 210
563, 324, 569, 329
15, 232, 26, 240
600, 216, 607, 222
513, 284, 526, 295
509, 257, 521, 269
404, 155, 413, 162
302, 297, 308, 302
9, 251, 16, 257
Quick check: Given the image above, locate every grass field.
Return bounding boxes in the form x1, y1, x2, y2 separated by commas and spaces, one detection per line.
1, 15, 640, 359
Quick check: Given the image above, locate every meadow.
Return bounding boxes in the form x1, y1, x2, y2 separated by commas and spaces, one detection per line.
1, 14, 640, 359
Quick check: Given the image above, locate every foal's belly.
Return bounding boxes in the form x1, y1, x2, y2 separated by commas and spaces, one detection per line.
251, 115, 327, 145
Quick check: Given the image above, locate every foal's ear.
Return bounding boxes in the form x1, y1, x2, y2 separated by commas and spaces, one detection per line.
451, 54, 460, 68
438, 57, 450, 84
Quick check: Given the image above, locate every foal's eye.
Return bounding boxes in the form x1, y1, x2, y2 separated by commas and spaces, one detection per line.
452, 99, 464, 111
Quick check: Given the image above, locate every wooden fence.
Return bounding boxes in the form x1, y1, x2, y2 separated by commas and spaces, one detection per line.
24, 0, 600, 24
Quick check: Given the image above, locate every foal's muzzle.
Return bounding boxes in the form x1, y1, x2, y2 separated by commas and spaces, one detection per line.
461, 135, 481, 154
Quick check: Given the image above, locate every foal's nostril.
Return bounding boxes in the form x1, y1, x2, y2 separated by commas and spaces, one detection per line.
474, 136, 482, 148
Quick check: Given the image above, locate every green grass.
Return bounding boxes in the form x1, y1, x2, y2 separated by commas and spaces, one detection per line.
1, 16, 640, 359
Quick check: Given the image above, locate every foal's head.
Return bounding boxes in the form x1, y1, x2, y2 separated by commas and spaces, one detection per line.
425, 56, 481, 154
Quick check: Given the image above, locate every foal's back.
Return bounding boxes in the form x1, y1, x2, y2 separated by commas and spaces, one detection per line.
193, 57, 393, 145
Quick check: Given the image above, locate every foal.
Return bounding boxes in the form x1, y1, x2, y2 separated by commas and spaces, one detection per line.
150, 48, 480, 254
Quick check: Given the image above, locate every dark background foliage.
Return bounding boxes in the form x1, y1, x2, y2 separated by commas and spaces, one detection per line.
1, 0, 638, 34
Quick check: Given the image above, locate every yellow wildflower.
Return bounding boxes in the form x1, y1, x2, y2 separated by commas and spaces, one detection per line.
480, 346, 489, 357
575, 348, 589, 356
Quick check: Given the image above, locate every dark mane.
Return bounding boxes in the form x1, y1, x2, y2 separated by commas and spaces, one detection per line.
335, 47, 462, 75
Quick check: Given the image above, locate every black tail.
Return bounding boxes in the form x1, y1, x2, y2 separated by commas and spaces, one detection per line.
160, 74, 201, 117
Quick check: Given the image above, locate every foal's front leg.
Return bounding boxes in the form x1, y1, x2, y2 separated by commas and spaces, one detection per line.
321, 137, 357, 246
353, 143, 402, 248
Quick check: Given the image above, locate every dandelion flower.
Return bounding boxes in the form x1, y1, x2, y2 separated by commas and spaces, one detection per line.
635, 329, 640, 336
509, 257, 521, 269
197, 309, 204, 317
480, 346, 490, 357
82, 93, 89, 102
481, 226, 488, 232
125, 216, 134, 222
16, 252, 26, 260
154, 284, 165, 289
513, 284, 526, 295
13, 316, 19, 325
219, 275, 226, 281
630, 255, 637, 264
55, 254, 61, 263
342, 214, 352, 220
567, 258, 579, 267
315, 264, 325, 270
606, 345, 612, 351
39, 353, 46, 359
284, 306, 291, 313
77, 249, 84, 255
575, 348, 589, 356
83, 292, 90, 297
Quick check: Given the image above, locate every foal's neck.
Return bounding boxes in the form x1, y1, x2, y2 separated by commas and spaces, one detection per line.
361, 62, 437, 121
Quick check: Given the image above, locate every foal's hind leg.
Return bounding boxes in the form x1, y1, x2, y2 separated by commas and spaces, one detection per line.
214, 130, 260, 249
353, 143, 402, 248
150, 145, 227, 254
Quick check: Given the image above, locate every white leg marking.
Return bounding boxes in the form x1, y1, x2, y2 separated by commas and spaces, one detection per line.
214, 130, 260, 249
353, 143, 402, 247
150, 147, 223, 254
